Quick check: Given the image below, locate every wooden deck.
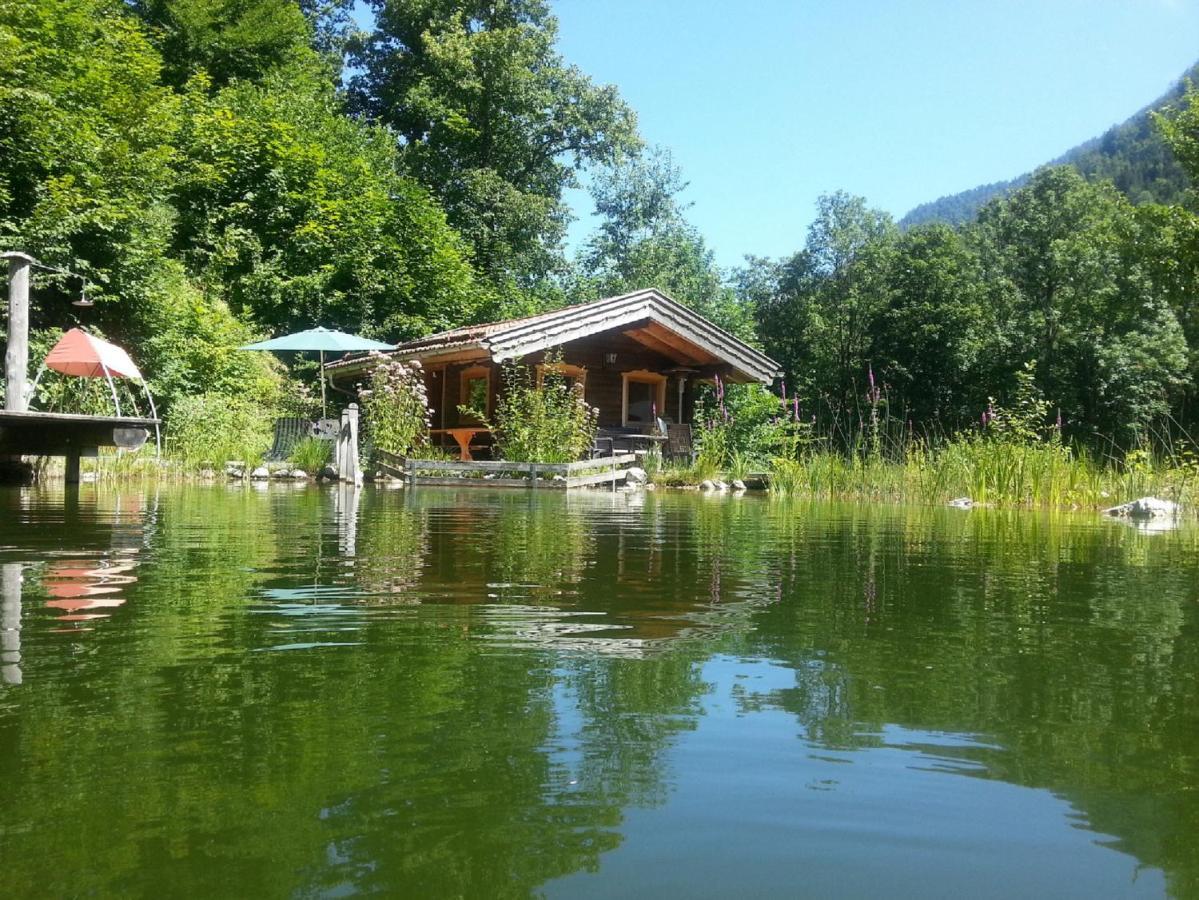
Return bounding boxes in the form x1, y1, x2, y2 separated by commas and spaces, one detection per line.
375, 450, 638, 490
0, 410, 159, 482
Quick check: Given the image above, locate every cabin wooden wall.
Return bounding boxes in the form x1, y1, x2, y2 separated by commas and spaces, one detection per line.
420, 329, 702, 431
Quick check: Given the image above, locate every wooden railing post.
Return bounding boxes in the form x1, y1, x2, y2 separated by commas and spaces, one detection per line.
342, 403, 359, 485
334, 409, 346, 475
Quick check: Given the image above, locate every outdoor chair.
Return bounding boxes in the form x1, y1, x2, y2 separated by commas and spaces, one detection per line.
665, 423, 695, 465
265, 417, 312, 461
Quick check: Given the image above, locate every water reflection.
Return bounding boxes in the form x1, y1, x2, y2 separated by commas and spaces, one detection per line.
0, 486, 1195, 897
0, 488, 147, 681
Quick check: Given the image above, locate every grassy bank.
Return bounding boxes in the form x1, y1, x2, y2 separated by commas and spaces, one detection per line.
653, 438, 1199, 510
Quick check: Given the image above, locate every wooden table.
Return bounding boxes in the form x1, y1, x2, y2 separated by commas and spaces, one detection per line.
431, 427, 490, 461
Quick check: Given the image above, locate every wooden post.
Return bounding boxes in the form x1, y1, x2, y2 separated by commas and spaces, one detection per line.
64, 452, 81, 484
340, 403, 359, 485
529, 463, 538, 489
334, 410, 344, 475
3, 252, 35, 413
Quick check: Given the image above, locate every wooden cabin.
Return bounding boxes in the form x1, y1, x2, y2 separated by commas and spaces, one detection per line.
324, 289, 781, 457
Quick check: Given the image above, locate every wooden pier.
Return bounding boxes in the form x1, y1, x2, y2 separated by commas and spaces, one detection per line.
4, 251, 160, 484
0, 410, 158, 482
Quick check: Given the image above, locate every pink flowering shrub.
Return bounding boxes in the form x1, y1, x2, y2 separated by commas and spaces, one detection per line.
466, 353, 598, 463
357, 353, 432, 456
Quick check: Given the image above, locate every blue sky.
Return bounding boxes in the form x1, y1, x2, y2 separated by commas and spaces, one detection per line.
553, 0, 1199, 268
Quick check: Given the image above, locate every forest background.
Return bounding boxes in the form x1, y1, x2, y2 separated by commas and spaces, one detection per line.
2, 0, 1199, 461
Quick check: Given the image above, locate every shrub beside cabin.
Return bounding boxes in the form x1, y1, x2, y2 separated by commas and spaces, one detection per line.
324, 289, 781, 457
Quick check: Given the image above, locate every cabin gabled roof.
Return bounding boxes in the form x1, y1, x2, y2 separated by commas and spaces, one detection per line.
326, 288, 781, 384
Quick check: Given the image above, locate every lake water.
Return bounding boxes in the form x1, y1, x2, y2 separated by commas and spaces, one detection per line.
0, 484, 1196, 898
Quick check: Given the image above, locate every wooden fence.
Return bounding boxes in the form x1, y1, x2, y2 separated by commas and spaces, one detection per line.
373, 449, 637, 490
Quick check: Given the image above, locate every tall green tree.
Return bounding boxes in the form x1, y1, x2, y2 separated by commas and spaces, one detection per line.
757, 192, 897, 418
172, 60, 488, 340
349, 0, 640, 295
129, 0, 315, 89
873, 223, 988, 423
972, 167, 1187, 439
1155, 80, 1199, 184
0, 0, 272, 408
577, 148, 755, 340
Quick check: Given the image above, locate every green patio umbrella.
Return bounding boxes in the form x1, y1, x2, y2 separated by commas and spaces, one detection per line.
240, 327, 394, 417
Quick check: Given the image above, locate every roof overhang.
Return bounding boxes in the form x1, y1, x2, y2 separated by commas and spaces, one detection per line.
482, 290, 779, 383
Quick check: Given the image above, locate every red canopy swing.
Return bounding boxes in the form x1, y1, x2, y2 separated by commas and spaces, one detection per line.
28, 328, 160, 453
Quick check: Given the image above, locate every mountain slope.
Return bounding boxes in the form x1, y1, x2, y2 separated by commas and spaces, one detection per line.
900, 62, 1197, 228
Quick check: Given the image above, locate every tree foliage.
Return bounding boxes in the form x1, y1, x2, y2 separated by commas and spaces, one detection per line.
349, 0, 640, 293
578, 148, 756, 340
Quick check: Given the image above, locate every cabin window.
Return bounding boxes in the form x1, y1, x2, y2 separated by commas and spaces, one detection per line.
621, 371, 667, 426
459, 366, 490, 422
536, 363, 587, 394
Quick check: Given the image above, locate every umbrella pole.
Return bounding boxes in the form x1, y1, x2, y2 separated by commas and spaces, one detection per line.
100, 362, 121, 417
320, 349, 327, 420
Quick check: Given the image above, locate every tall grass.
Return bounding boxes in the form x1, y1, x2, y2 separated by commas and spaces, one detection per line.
288, 437, 332, 474
768, 437, 1199, 509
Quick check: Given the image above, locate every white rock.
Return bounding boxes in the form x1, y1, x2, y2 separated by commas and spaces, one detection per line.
250, 466, 270, 480
645, 483, 656, 491
714, 480, 729, 492
699, 480, 716, 492
947, 497, 973, 508
290, 469, 309, 480
731, 479, 747, 492
625, 466, 648, 484
1105, 496, 1180, 519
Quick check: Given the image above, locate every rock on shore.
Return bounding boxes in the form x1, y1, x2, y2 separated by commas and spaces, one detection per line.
1104, 496, 1180, 519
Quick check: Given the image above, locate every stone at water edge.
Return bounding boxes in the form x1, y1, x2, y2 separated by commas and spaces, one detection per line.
249, 466, 270, 480
714, 480, 729, 492
1104, 496, 1180, 519
319, 465, 338, 481
731, 479, 747, 492
290, 469, 310, 480
947, 497, 973, 509
625, 467, 648, 485
699, 480, 716, 492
